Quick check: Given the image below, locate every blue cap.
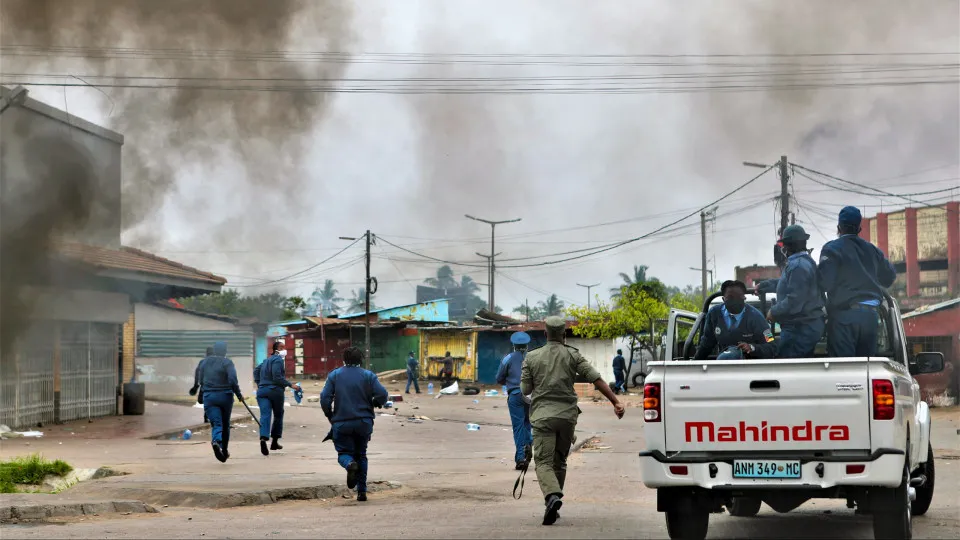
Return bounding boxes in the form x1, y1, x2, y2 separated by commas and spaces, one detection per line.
838, 206, 862, 227
510, 332, 531, 345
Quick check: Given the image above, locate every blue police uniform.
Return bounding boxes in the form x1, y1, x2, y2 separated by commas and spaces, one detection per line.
496, 332, 533, 465
695, 304, 773, 359
254, 353, 293, 444
320, 365, 389, 495
405, 353, 421, 394
818, 206, 897, 357
612, 353, 626, 392
199, 341, 243, 461
769, 251, 826, 358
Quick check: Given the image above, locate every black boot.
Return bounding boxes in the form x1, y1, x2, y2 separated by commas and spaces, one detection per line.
357, 492, 367, 502
543, 494, 563, 526
260, 437, 269, 456
346, 462, 359, 489
212, 441, 227, 463
270, 438, 282, 451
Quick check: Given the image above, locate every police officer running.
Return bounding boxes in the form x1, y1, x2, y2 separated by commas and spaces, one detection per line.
761, 225, 826, 358
521, 316, 625, 525
695, 280, 774, 360
818, 206, 897, 357
496, 331, 533, 470
405, 351, 421, 394
254, 342, 300, 456
198, 341, 245, 463
320, 346, 389, 502
612, 349, 626, 393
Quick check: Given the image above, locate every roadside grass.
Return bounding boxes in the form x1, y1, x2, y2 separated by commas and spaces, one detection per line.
0, 454, 73, 493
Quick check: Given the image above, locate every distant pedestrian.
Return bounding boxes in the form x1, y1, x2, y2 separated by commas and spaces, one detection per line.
521, 316, 625, 525
405, 351, 421, 394
612, 349, 626, 393
440, 351, 455, 387
199, 341, 245, 463
320, 347, 389, 502
818, 206, 897, 357
189, 346, 214, 423
496, 331, 532, 469
254, 342, 300, 456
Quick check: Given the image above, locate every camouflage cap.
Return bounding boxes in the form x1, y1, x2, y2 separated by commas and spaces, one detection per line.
544, 316, 566, 330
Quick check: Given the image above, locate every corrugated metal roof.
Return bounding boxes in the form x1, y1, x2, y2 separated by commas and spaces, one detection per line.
901, 297, 960, 319
136, 330, 253, 357
57, 242, 226, 285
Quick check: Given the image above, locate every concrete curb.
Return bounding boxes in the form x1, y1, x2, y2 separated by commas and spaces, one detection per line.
89, 481, 403, 510
0, 500, 157, 524
143, 417, 251, 441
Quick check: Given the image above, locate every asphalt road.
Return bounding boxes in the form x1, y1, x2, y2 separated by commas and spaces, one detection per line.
3, 393, 959, 539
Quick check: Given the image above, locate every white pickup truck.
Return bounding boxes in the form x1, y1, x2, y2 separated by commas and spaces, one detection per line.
639, 290, 945, 540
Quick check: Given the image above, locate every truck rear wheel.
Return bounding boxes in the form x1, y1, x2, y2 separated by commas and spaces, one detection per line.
727, 496, 762, 517
872, 461, 912, 540
912, 443, 935, 516
665, 496, 709, 540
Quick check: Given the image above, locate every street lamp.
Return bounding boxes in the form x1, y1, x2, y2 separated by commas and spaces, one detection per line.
689, 267, 714, 291
465, 214, 521, 311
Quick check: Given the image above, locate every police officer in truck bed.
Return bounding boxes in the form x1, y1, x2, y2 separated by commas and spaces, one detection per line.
695, 280, 774, 360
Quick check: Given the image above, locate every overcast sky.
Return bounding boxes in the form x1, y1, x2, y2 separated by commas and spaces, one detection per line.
7, 0, 959, 315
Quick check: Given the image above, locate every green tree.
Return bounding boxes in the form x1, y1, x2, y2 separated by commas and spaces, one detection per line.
310, 279, 343, 316
347, 288, 378, 313
611, 264, 669, 303
424, 265, 458, 290
537, 294, 565, 317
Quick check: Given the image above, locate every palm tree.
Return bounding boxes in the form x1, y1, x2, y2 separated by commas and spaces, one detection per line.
610, 265, 650, 297
310, 279, 343, 316
537, 294, 565, 317
610, 265, 668, 302
459, 275, 481, 294
347, 288, 378, 313
424, 265, 458, 290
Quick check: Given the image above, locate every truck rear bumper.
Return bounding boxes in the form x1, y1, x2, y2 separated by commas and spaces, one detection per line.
639, 448, 905, 489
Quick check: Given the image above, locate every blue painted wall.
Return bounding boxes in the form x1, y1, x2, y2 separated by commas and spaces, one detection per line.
475, 330, 547, 385
255, 335, 267, 367
342, 300, 450, 322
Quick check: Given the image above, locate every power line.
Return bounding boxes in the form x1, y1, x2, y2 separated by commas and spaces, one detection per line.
792, 167, 958, 205
231, 237, 362, 287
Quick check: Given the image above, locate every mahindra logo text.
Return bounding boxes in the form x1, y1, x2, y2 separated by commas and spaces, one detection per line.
684, 421, 850, 443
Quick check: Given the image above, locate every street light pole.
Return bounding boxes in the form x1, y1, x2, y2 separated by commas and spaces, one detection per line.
465, 215, 521, 312
689, 267, 714, 292
576, 282, 600, 310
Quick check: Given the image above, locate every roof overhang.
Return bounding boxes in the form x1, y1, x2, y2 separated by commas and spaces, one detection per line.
99, 269, 223, 293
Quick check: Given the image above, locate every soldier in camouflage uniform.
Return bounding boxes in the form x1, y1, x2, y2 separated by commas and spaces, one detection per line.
521, 316, 625, 525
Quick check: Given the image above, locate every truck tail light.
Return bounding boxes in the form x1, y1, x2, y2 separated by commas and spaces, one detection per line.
643, 383, 661, 422
872, 379, 895, 420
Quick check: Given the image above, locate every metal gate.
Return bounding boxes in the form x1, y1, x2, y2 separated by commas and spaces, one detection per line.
60, 322, 118, 422
0, 324, 55, 429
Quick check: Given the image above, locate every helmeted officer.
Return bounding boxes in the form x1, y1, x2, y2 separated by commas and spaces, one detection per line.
320, 346, 389, 502
695, 280, 774, 360
763, 225, 826, 358
198, 341, 244, 463
818, 206, 897, 357
521, 316, 625, 526
496, 331, 533, 470
254, 342, 300, 456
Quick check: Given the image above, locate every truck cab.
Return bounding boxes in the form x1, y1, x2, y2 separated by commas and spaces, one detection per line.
639, 289, 944, 540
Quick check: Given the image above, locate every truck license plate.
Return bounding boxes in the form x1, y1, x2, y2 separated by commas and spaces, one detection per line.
732, 460, 801, 479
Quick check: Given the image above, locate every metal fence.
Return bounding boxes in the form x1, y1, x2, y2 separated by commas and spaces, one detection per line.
59, 322, 118, 422
0, 324, 55, 429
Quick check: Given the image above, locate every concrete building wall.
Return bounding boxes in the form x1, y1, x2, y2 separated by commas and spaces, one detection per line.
0, 90, 123, 248
134, 303, 237, 331
567, 338, 618, 384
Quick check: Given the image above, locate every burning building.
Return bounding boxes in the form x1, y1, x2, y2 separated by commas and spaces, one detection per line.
0, 87, 225, 429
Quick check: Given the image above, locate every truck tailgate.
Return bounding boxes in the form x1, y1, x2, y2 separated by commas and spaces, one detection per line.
664, 359, 871, 453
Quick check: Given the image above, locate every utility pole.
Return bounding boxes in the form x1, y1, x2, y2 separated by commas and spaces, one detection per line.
779, 155, 791, 232
525, 298, 530, 322
700, 211, 708, 304
576, 283, 600, 310
465, 215, 521, 312
364, 230, 372, 370
475, 252, 502, 310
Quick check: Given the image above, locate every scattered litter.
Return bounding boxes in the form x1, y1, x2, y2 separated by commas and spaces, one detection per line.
122, 512, 132, 516
300, 425, 307, 428
235, 424, 249, 428
284, 402, 290, 408
307, 396, 320, 403
183, 429, 192, 440
379, 413, 396, 417
193, 403, 204, 409
484, 389, 499, 397
472, 400, 479, 404
502, 428, 509, 431
440, 381, 459, 395
412, 406, 419, 410
384, 401, 394, 409
466, 423, 480, 431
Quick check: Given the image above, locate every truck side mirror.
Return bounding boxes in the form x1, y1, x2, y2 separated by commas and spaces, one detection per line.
909, 352, 945, 375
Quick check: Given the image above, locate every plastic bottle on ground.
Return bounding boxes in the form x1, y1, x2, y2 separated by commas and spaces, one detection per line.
427, 382, 434, 395
466, 423, 480, 431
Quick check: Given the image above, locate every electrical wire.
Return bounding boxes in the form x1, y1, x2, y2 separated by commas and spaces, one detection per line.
794, 169, 959, 200
231, 237, 362, 287
790, 163, 946, 207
